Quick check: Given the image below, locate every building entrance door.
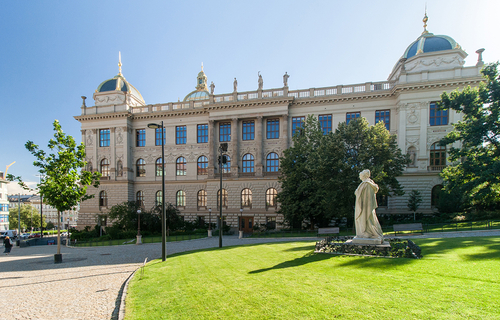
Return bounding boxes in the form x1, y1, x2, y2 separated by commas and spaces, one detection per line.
240, 216, 253, 233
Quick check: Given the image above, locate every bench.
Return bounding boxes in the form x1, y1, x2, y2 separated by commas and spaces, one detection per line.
317, 227, 340, 237
393, 223, 424, 236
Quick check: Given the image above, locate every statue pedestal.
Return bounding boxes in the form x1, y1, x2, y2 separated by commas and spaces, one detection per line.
345, 237, 389, 247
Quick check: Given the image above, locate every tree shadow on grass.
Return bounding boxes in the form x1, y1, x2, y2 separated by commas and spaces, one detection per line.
248, 251, 333, 274
414, 236, 500, 261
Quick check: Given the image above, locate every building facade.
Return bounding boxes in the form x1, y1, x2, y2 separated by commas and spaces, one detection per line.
75, 20, 486, 231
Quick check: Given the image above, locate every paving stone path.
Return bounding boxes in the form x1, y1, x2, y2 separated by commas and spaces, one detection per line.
1, 230, 499, 320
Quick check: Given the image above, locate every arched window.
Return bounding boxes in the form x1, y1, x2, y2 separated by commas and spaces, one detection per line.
156, 158, 164, 177
176, 190, 186, 207
242, 154, 255, 173
136, 191, 144, 207
99, 191, 108, 207
136, 159, 146, 177
197, 190, 207, 208
155, 191, 162, 207
222, 155, 231, 173
241, 188, 252, 208
266, 188, 278, 208
431, 185, 443, 207
430, 143, 446, 167
266, 153, 279, 172
176, 157, 187, 176
197, 156, 208, 175
217, 189, 228, 208
100, 159, 110, 177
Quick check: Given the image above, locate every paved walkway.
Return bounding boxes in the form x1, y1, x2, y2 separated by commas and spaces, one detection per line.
1, 230, 499, 320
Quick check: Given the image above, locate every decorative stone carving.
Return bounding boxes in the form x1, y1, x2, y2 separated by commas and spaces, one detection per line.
86, 133, 93, 146
407, 104, 420, 125
116, 127, 123, 145
405, 54, 465, 73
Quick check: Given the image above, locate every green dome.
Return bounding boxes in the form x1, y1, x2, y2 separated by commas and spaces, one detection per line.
96, 74, 145, 103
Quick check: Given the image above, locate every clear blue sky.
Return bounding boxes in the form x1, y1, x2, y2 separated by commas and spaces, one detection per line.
1, 0, 499, 194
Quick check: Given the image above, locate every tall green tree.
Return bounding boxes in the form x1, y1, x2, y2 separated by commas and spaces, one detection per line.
278, 116, 409, 228
439, 62, 500, 211
8, 204, 46, 231
8, 120, 100, 261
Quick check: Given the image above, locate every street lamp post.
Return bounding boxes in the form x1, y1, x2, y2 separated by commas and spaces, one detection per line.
208, 208, 212, 237
239, 208, 243, 239
148, 121, 166, 261
218, 143, 228, 248
136, 208, 142, 245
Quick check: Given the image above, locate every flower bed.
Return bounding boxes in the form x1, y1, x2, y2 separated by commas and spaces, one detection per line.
315, 236, 422, 259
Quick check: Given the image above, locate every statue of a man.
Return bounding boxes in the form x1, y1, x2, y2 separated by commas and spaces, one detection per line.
258, 72, 263, 90
233, 78, 238, 92
210, 81, 215, 95
283, 72, 289, 87
354, 169, 383, 241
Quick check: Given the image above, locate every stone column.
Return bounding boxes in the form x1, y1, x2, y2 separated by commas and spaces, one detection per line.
282, 114, 289, 149
255, 115, 264, 177
208, 120, 215, 178
230, 117, 239, 178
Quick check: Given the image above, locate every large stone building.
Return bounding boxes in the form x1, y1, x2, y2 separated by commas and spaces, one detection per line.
0, 172, 10, 231
75, 17, 486, 232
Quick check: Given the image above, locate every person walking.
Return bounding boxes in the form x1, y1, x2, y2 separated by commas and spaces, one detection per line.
3, 236, 13, 255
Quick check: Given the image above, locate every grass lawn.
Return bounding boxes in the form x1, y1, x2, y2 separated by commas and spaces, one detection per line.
125, 236, 500, 319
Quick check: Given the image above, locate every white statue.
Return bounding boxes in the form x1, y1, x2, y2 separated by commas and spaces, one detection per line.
353, 169, 384, 242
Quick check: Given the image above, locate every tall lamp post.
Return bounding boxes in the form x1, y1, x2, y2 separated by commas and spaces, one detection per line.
208, 208, 212, 237
218, 142, 228, 248
136, 208, 142, 245
148, 121, 166, 261
239, 208, 243, 239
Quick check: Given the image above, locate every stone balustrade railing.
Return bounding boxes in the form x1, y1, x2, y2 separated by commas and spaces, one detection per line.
129, 80, 394, 114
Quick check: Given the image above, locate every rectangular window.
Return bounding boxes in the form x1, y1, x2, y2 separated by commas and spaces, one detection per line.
346, 112, 361, 124
242, 121, 255, 141
292, 116, 305, 136
429, 102, 448, 126
136, 129, 146, 147
176, 126, 187, 144
319, 114, 332, 135
267, 119, 279, 139
155, 128, 165, 146
99, 129, 110, 147
197, 124, 208, 143
219, 122, 231, 142
375, 110, 390, 131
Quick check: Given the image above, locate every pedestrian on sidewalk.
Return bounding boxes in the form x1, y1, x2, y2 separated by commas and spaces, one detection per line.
3, 236, 13, 255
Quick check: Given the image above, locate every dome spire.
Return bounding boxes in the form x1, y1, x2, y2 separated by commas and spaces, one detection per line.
422, 7, 429, 35
118, 51, 123, 76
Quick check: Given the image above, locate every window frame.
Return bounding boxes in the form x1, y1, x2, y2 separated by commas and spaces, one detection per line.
136, 191, 144, 207
266, 119, 280, 139
217, 189, 228, 209
241, 188, 253, 208
430, 143, 446, 167
99, 129, 110, 147
176, 126, 187, 145
375, 110, 390, 131
176, 157, 187, 176
136, 129, 146, 147
136, 159, 146, 177
318, 114, 332, 135
291, 117, 305, 136
100, 158, 110, 177
429, 102, 448, 126
266, 188, 278, 208
197, 189, 207, 208
99, 191, 108, 207
155, 191, 162, 207
197, 156, 208, 175
346, 112, 361, 124
266, 152, 279, 172
176, 190, 186, 207
219, 122, 231, 142
155, 128, 165, 146
197, 124, 208, 143
242, 120, 255, 141
155, 157, 164, 177
242, 154, 255, 173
